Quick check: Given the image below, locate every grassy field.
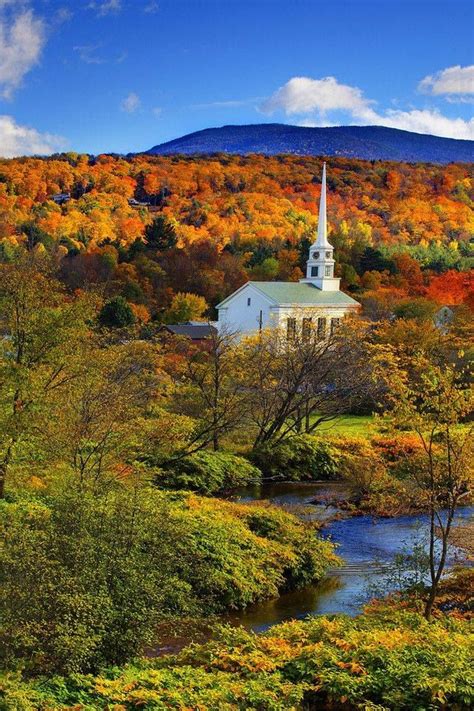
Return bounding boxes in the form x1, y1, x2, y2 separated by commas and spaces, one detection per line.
226, 414, 382, 453
314, 414, 381, 438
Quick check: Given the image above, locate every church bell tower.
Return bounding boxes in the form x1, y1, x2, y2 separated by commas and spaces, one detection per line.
301, 163, 341, 292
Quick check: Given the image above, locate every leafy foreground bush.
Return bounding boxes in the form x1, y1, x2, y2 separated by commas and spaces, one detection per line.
251, 435, 340, 481
0, 485, 336, 676
1, 608, 472, 710
159, 451, 262, 494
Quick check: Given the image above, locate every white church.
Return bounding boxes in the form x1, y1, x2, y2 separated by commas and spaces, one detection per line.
216, 164, 360, 337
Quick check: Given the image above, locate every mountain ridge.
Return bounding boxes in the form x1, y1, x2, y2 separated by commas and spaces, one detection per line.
146, 124, 474, 164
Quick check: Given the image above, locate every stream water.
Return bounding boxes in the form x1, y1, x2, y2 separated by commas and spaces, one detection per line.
224, 481, 473, 632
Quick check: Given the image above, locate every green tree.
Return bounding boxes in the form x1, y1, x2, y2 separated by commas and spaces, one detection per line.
0, 257, 93, 498
164, 292, 208, 323
393, 298, 438, 321
47, 340, 161, 488
144, 216, 178, 251
99, 296, 135, 328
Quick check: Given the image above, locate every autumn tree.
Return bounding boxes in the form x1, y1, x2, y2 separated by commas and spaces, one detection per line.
164, 292, 208, 323
0, 256, 94, 497
46, 340, 161, 489
164, 327, 246, 453
238, 316, 376, 448
382, 350, 473, 620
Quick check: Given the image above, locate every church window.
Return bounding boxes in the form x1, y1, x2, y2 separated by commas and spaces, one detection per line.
326, 251, 331, 258
311, 266, 319, 277
302, 317, 312, 341
247, 297, 251, 306
325, 265, 332, 277
287, 317, 296, 341
331, 318, 341, 334
313, 251, 320, 259
317, 317, 326, 339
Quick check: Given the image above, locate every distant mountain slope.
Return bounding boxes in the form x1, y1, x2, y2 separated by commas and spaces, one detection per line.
146, 124, 474, 164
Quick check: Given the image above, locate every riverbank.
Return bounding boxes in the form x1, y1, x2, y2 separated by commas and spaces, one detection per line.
226, 480, 473, 631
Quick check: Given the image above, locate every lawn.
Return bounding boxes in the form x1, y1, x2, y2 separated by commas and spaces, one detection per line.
313, 414, 381, 438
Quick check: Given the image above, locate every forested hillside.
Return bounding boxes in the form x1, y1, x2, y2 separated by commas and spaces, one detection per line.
147, 124, 474, 163
0, 153, 472, 321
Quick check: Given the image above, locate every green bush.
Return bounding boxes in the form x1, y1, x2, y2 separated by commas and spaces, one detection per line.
251, 435, 340, 481
0, 489, 195, 676
0, 485, 336, 676
159, 451, 262, 494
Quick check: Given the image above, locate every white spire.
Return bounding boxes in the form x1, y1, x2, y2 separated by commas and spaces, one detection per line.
315, 162, 330, 248
300, 162, 340, 291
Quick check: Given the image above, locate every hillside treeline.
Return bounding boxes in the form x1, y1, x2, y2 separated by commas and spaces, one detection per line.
0, 153, 472, 321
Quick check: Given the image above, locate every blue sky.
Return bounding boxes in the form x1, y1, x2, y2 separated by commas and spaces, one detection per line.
0, 0, 473, 156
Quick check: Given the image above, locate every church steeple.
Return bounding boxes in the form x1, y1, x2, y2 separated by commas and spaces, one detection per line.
300, 162, 341, 292
315, 162, 330, 248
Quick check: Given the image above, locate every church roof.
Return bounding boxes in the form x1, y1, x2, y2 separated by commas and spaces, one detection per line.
159, 323, 217, 339
217, 281, 360, 308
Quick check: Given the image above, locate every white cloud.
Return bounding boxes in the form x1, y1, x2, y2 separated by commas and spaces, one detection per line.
419, 65, 474, 98
121, 92, 140, 113
0, 114, 65, 157
262, 75, 474, 140
296, 118, 336, 128
74, 44, 105, 64
361, 107, 474, 140
260, 76, 373, 116
88, 0, 121, 17
0, 8, 45, 99
152, 106, 162, 117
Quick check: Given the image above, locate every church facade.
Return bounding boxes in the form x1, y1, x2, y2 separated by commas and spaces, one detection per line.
216, 163, 360, 336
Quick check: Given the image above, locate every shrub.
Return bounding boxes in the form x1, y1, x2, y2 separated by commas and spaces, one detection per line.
242, 504, 340, 588
159, 451, 261, 494
3, 608, 472, 710
0, 489, 195, 675
330, 435, 417, 515
372, 434, 426, 480
251, 435, 340, 481
0, 485, 336, 675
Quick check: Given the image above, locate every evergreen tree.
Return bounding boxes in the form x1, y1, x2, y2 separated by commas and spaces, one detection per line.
144, 216, 178, 251
99, 296, 135, 328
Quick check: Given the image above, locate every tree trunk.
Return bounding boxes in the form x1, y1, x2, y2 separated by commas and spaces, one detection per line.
424, 585, 437, 621
0, 445, 13, 499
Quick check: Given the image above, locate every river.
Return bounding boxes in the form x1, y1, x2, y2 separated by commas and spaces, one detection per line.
224, 481, 473, 632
